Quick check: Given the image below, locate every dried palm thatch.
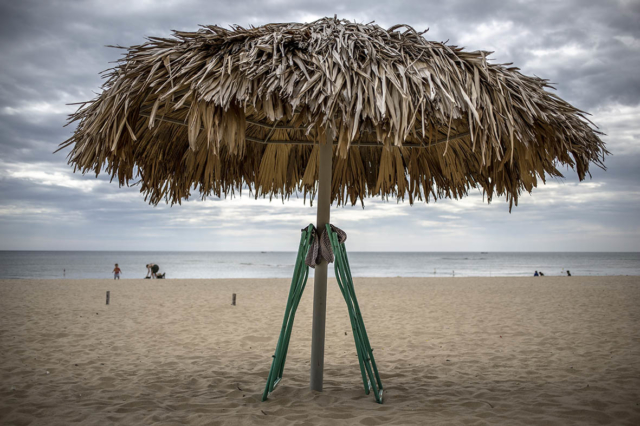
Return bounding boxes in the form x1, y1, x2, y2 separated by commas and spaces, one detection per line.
60, 17, 607, 209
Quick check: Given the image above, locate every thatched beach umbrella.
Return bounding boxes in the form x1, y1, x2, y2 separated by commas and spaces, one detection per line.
60, 17, 607, 392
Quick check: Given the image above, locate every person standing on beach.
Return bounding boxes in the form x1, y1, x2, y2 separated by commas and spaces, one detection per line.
113, 264, 122, 280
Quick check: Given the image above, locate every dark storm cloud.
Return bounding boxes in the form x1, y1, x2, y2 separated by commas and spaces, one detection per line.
0, 0, 638, 251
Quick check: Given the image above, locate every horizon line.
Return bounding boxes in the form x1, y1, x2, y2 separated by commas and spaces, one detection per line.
1, 250, 639, 254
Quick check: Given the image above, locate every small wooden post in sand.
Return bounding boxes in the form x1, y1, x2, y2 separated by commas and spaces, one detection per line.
106, 291, 110, 305
232, 293, 236, 306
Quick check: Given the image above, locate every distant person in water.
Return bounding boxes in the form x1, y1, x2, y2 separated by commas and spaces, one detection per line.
146, 263, 160, 279
113, 264, 121, 280
567, 270, 572, 277
534, 271, 539, 276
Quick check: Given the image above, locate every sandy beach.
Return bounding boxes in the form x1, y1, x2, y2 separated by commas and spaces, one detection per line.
1, 276, 639, 425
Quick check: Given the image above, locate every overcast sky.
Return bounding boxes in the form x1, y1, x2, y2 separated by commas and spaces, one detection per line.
0, 0, 639, 252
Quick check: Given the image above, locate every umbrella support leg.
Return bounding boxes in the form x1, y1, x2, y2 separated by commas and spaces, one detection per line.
262, 225, 315, 401
263, 223, 383, 404
326, 224, 384, 403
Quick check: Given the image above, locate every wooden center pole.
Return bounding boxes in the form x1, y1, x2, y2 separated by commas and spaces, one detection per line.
310, 129, 333, 392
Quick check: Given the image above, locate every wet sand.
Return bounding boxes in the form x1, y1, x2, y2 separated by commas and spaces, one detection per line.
1, 276, 639, 425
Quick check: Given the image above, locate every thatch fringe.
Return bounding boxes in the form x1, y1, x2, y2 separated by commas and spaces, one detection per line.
61, 17, 607, 209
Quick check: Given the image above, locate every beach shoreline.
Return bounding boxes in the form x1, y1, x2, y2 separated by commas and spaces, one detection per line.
1, 276, 639, 425
3, 251, 639, 280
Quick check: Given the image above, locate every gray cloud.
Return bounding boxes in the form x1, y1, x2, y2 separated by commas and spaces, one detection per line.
0, 0, 639, 251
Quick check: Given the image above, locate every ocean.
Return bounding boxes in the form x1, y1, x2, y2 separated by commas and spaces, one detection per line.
0, 251, 639, 279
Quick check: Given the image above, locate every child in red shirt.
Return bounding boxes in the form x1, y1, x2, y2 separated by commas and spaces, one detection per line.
113, 264, 122, 280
